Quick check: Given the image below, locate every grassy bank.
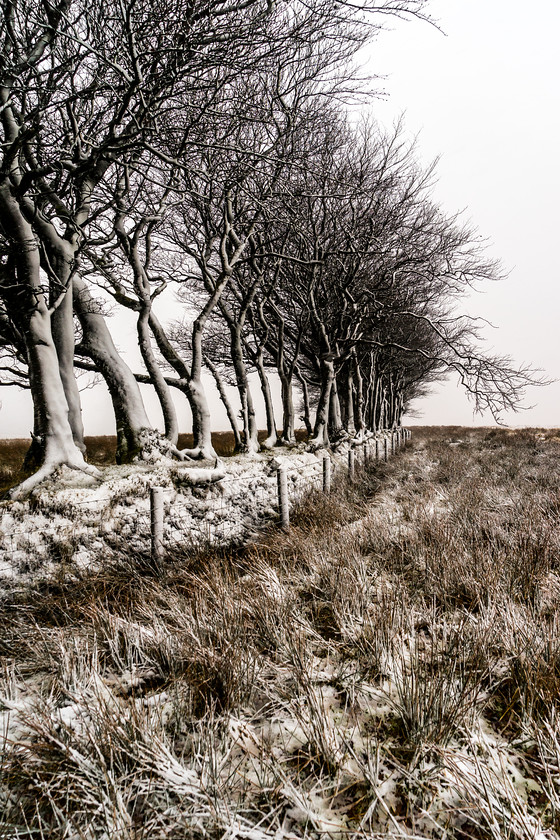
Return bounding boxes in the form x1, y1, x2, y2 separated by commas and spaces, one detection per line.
1, 427, 560, 838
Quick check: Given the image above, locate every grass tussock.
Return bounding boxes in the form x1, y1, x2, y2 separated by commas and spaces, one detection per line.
2, 427, 560, 838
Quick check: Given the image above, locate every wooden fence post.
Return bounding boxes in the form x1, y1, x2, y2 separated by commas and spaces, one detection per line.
150, 487, 164, 562
384, 437, 389, 462
323, 453, 331, 494
375, 438, 380, 462
277, 466, 289, 531
348, 448, 355, 482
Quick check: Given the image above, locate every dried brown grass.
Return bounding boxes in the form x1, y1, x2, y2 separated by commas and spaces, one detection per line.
2, 427, 560, 838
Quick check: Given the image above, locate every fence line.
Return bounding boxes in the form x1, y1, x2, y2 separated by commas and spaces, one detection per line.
0, 429, 411, 568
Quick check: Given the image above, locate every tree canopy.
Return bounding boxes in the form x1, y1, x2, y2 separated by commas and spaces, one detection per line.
0, 0, 542, 496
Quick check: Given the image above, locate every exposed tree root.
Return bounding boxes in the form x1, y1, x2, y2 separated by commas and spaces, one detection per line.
178, 458, 226, 485
277, 436, 297, 448
134, 430, 205, 463
178, 446, 217, 461
8, 458, 102, 500
308, 435, 328, 452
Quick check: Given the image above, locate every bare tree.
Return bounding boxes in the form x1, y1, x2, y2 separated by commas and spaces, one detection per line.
4, 0, 429, 492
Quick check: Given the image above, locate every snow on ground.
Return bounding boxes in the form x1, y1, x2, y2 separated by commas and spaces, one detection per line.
0, 434, 393, 583
2, 430, 560, 838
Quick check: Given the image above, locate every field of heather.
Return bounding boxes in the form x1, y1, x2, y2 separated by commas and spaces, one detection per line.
1, 427, 560, 839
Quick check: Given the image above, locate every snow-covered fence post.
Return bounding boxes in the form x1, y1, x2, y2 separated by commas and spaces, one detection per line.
323, 453, 332, 493
384, 437, 389, 462
150, 487, 164, 562
348, 449, 355, 483
277, 466, 289, 531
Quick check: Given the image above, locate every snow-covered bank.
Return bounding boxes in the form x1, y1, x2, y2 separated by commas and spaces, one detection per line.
0, 434, 397, 581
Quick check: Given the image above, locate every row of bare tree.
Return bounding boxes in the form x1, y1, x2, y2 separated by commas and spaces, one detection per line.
0, 0, 540, 497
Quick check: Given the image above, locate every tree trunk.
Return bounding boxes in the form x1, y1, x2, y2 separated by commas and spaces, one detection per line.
137, 308, 178, 445
51, 276, 86, 453
204, 354, 242, 450
279, 372, 296, 445
255, 349, 277, 449
0, 184, 100, 497
231, 324, 259, 453
372, 379, 382, 431
149, 312, 216, 459
395, 391, 404, 427
309, 359, 335, 449
352, 351, 365, 436
328, 376, 343, 440
345, 368, 356, 436
296, 372, 313, 437
73, 277, 152, 463
388, 379, 397, 428
379, 388, 388, 430
183, 376, 216, 460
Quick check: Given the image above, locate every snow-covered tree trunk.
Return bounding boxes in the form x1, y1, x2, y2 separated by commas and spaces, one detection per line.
51, 276, 86, 454
113, 205, 179, 447
0, 193, 100, 497
309, 359, 335, 448
137, 308, 178, 445
329, 376, 344, 440
148, 312, 217, 460
73, 277, 152, 463
254, 347, 278, 448
296, 371, 313, 437
184, 377, 215, 459
279, 372, 296, 445
203, 354, 242, 450
231, 324, 259, 453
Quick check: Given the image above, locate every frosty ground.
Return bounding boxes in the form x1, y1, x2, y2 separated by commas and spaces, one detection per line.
1, 427, 560, 839
0, 439, 333, 581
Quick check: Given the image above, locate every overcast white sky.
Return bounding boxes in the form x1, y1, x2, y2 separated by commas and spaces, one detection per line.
368, 0, 560, 426
1, 0, 558, 437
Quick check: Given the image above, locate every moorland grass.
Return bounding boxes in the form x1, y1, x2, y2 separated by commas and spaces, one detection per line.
1, 427, 560, 838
